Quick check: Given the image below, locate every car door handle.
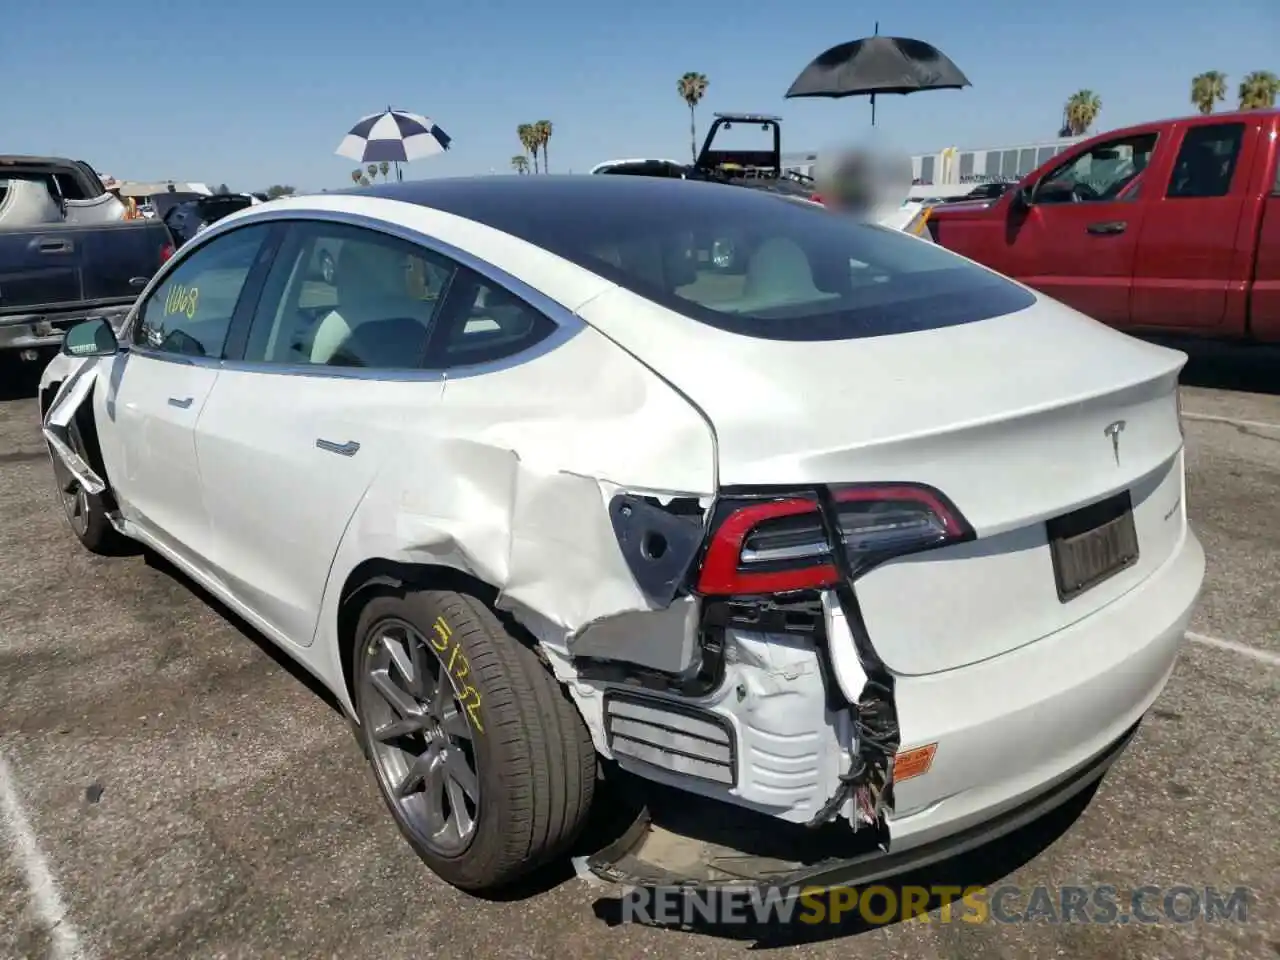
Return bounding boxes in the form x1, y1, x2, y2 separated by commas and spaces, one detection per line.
1086, 221, 1127, 235
316, 438, 360, 457
37, 239, 72, 253
167, 396, 193, 409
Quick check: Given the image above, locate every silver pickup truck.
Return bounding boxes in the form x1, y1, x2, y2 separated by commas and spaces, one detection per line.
0, 155, 172, 363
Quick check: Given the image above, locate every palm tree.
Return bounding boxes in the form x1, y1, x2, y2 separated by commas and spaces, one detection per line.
678, 72, 709, 162
379, 160, 390, 181
350, 170, 363, 184
534, 120, 553, 173
1190, 71, 1228, 115
511, 155, 529, 174
1238, 70, 1280, 110
1064, 90, 1102, 136
517, 123, 537, 173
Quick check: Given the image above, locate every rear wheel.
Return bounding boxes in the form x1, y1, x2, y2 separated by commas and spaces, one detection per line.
352, 588, 596, 892
49, 415, 125, 555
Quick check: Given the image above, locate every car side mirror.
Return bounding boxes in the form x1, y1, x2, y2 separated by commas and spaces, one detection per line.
1011, 184, 1035, 209
62, 317, 119, 358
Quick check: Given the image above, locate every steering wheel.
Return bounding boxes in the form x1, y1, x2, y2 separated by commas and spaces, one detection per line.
1070, 182, 1101, 202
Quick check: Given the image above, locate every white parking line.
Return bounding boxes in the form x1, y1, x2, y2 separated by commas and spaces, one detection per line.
1182, 412, 1280, 433
0, 753, 86, 960
1187, 631, 1280, 666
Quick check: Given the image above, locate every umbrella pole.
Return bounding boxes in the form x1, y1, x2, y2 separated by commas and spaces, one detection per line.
871, 20, 880, 125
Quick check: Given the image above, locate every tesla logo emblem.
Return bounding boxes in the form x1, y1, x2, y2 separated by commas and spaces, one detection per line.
1104, 420, 1126, 464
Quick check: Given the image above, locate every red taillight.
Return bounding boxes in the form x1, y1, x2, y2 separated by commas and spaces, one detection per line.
810, 192, 824, 205
159, 242, 174, 263
695, 484, 971, 597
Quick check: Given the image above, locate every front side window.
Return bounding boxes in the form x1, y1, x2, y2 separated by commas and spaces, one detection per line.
1037, 133, 1158, 204
1166, 123, 1245, 199
133, 224, 273, 357
240, 221, 456, 369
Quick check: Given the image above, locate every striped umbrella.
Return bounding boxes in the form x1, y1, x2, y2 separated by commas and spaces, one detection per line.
335, 108, 452, 176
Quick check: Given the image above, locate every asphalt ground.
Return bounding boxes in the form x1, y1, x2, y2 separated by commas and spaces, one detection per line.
0, 348, 1277, 960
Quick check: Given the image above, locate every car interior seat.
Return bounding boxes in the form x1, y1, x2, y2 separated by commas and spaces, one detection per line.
310, 242, 433, 366
741, 237, 824, 306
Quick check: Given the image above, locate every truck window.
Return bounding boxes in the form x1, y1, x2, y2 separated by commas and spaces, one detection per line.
1166, 123, 1245, 199
1036, 133, 1158, 204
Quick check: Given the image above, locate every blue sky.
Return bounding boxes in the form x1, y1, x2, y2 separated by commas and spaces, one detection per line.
4, 0, 1275, 192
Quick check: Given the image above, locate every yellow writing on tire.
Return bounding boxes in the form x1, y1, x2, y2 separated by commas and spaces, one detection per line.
431, 615, 484, 734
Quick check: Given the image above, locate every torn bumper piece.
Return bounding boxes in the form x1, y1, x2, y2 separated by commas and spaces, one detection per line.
41, 362, 107, 496
588, 720, 1137, 892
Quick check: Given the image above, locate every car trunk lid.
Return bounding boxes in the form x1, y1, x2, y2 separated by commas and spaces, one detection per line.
578, 288, 1188, 674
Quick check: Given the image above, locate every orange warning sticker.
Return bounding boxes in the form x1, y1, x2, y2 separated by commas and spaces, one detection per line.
894, 743, 938, 782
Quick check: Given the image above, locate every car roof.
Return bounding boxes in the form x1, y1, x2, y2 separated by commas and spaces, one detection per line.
342, 173, 797, 237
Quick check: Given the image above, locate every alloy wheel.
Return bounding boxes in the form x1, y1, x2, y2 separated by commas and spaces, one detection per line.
51, 440, 90, 538
359, 618, 480, 855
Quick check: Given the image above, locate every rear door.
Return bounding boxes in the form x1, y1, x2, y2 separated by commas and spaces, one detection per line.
77, 220, 170, 302
1131, 120, 1257, 333
0, 228, 84, 315
1003, 129, 1159, 326
195, 219, 458, 647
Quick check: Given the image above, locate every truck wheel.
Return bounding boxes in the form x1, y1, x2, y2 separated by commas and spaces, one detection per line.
351, 588, 596, 892
49, 416, 125, 556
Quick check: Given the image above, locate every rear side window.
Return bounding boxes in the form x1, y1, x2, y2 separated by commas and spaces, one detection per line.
240, 221, 456, 369
433, 271, 557, 367
1166, 123, 1245, 199
451, 180, 1035, 341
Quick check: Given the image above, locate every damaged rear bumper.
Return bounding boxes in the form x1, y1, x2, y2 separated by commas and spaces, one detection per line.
583, 528, 1202, 889
588, 718, 1137, 892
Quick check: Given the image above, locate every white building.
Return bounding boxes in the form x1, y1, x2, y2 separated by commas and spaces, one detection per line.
784, 135, 1089, 200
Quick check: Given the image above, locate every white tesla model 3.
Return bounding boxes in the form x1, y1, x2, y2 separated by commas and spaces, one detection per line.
40, 175, 1204, 894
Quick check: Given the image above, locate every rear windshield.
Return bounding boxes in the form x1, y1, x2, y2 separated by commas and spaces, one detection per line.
417, 178, 1036, 341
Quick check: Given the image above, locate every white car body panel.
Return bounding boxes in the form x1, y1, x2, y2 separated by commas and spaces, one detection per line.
195, 322, 715, 653
39, 183, 1204, 867
97, 354, 222, 566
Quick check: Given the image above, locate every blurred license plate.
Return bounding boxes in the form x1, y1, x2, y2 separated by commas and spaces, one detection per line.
1047, 490, 1139, 603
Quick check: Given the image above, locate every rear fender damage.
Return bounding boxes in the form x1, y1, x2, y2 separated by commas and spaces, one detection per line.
326, 441, 905, 863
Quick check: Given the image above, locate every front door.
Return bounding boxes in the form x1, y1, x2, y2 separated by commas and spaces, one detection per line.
108, 223, 277, 568
195, 220, 458, 647
1005, 130, 1158, 327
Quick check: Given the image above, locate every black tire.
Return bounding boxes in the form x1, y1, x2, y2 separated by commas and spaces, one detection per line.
49, 414, 126, 556
351, 588, 596, 892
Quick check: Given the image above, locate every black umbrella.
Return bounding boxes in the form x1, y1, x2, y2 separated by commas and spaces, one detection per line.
785, 23, 970, 125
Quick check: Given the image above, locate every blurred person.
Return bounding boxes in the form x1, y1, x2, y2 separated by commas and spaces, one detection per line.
813, 137, 912, 220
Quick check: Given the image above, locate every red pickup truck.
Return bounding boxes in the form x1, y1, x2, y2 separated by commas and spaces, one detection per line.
926, 108, 1279, 340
